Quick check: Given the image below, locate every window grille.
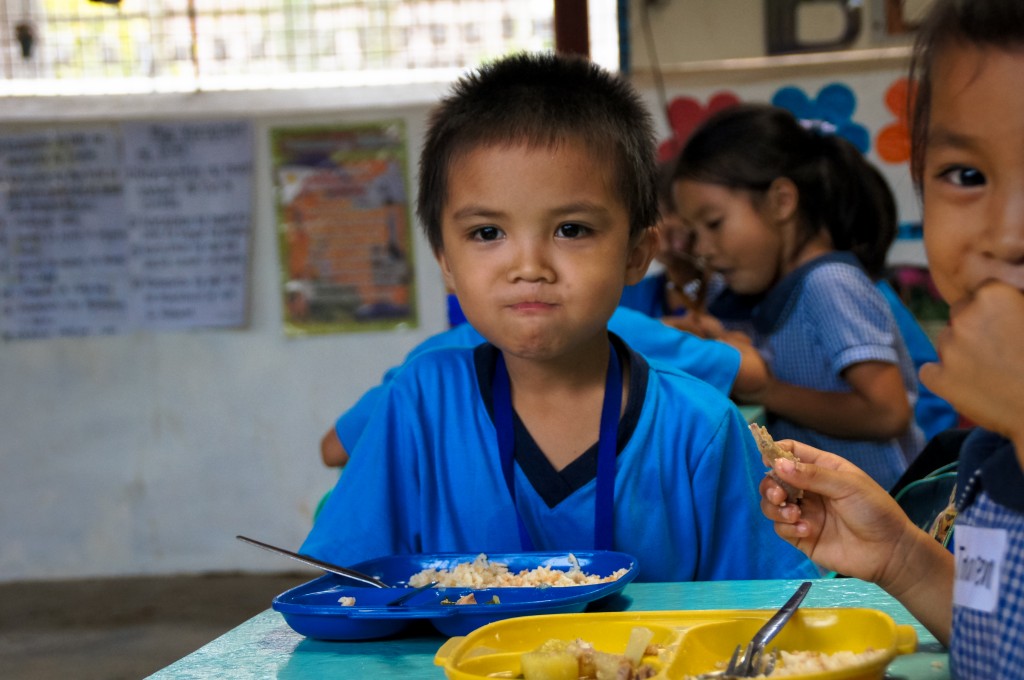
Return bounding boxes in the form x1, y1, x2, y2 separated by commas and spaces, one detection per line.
1, 0, 558, 94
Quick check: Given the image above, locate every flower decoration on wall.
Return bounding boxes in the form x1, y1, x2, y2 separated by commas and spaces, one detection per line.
875, 77, 916, 165
771, 83, 870, 154
657, 91, 742, 163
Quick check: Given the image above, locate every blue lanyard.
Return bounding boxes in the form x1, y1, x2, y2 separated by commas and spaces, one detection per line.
492, 342, 622, 551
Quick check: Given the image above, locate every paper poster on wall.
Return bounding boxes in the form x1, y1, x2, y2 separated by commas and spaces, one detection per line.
122, 120, 253, 331
0, 121, 253, 341
0, 126, 130, 340
271, 121, 416, 336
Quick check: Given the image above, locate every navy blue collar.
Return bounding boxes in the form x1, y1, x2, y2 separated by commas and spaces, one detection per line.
751, 251, 863, 335
956, 428, 1024, 513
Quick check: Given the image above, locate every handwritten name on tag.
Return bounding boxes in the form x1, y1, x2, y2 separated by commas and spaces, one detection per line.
953, 525, 1007, 614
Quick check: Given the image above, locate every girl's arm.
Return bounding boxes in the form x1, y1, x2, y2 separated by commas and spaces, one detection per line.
761, 440, 953, 645
738, 361, 912, 440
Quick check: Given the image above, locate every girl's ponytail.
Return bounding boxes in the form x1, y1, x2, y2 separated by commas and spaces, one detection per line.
812, 133, 896, 279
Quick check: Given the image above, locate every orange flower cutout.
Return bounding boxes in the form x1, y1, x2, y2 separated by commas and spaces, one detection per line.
876, 78, 917, 164
658, 91, 741, 163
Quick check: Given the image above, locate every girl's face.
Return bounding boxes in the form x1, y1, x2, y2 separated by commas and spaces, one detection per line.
437, 140, 654, 363
674, 180, 783, 295
922, 45, 1024, 306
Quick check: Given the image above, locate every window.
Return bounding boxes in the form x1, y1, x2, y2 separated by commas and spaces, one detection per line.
1, 0, 585, 95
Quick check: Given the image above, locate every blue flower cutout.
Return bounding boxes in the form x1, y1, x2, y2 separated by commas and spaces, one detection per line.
771, 83, 870, 154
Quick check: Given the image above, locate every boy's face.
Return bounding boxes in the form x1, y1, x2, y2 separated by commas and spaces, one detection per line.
922, 45, 1024, 306
437, 140, 654, 361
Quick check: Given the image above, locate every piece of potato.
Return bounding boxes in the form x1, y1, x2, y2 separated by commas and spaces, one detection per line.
592, 651, 630, 680
623, 626, 655, 665
520, 650, 579, 680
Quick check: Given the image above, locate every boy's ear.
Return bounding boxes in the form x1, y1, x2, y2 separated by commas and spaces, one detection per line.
767, 177, 799, 224
436, 249, 457, 292
624, 227, 658, 286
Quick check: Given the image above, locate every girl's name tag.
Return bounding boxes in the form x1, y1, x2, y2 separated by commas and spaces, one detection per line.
953, 524, 1007, 614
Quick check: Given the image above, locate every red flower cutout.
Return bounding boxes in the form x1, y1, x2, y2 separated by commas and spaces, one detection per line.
658, 91, 741, 163
876, 78, 917, 164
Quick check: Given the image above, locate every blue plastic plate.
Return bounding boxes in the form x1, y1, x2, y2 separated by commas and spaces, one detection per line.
272, 551, 638, 640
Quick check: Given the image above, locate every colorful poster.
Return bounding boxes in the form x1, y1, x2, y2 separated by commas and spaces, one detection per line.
271, 121, 416, 336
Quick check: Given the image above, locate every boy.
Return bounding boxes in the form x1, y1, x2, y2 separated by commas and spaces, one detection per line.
303, 52, 815, 582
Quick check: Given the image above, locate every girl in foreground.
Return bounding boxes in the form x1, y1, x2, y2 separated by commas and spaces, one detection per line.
761, 1, 1024, 677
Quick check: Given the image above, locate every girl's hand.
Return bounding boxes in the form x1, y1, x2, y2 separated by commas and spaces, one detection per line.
760, 438, 954, 645
759, 440, 921, 592
920, 281, 1024, 452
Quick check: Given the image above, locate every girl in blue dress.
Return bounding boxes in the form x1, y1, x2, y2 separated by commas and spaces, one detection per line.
672, 104, 923, 489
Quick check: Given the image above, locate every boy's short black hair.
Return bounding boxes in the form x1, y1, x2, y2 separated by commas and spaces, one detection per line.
417, 51, 659, 254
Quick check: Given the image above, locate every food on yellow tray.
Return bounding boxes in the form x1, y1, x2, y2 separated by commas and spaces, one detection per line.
519, 627, 660, 680
684, 647, 888, 679
409, 553, 627, 589
519, 649, 578, 680
749, 424, 804, 504
771, 648, 888, 676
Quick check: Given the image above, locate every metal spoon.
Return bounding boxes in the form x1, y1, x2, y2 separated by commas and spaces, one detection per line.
235, 535, 390, 588
727, 581, 813, 677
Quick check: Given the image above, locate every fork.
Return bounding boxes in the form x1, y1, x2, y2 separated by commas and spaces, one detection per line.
720, 581, 813, 678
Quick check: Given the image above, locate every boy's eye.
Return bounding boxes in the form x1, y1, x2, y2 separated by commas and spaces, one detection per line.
704, 218, 722, 231
556, 222, 589, 238
471, 225, 503, 241
939, 166, 986, 187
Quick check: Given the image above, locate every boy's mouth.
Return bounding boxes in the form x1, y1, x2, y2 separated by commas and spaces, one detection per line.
508, 301, 556, 312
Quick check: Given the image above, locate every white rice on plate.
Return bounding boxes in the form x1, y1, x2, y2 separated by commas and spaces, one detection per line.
408, 553, 626, 588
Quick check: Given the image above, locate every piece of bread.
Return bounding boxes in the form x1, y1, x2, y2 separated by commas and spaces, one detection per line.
749, 424, 803, 504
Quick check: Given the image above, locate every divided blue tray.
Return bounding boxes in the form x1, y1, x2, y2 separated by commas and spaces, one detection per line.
272, 551, 638, 640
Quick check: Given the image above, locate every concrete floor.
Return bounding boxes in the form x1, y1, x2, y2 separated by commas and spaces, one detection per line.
0, 571, 313, 679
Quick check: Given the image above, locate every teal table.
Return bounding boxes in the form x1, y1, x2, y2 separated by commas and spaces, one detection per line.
738, 404, 766, 426
148, 578, 950, 679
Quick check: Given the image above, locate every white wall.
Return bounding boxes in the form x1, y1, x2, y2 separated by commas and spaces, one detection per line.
0, 86, 454, 581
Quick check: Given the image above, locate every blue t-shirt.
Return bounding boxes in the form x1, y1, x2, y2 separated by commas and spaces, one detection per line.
335, 306, 741, 452
748, 253, 923, 489
950, 429, 1024, 679
306, 337, 818, 583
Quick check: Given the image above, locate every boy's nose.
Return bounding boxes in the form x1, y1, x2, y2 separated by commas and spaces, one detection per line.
507, 239, 555, 282
984, 186, 1024, 264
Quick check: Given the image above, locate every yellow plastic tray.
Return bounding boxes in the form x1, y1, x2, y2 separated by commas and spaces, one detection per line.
434, 608, 917, 679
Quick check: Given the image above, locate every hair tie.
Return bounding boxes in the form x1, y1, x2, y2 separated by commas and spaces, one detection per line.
798, 118, 838, 137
